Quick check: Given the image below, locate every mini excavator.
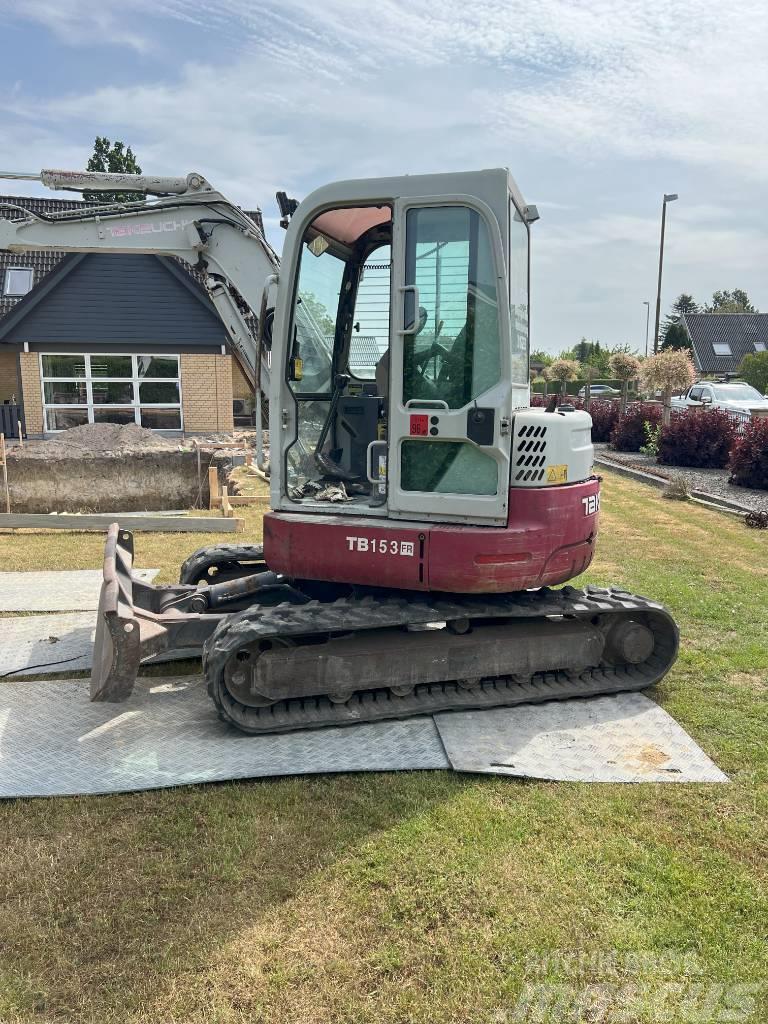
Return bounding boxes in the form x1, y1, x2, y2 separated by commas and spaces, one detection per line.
0, 167, 678, 732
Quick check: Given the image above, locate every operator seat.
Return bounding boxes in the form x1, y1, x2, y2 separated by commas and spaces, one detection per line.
374, 305, 431, 398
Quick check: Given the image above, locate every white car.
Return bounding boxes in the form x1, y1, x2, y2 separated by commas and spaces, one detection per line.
578, 383, 620, 398
671, 381, 768, 416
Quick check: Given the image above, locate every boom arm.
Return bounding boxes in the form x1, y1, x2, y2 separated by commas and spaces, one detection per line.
0, 169, 280, 387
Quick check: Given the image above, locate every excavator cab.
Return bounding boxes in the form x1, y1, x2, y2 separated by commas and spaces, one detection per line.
272, 169, 534, 526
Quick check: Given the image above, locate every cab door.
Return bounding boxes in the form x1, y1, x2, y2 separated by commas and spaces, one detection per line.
387, 197, 512, 525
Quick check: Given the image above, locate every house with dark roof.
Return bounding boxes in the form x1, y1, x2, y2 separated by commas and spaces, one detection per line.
681, 313, 768, 378
0, 194, 257, 438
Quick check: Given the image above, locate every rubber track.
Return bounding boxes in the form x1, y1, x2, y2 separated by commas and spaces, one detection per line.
204, 586, 679, 734
179, 543, 266, 585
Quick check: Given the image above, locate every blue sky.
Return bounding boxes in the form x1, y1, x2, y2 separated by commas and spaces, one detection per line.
1, 0, 766, 354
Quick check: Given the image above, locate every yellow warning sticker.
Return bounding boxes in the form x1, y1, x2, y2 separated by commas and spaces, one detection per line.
546, 463, 568, 484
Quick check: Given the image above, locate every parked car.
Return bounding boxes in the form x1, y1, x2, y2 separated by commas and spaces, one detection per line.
671, 381, 768, 416
578, 383, 620, 398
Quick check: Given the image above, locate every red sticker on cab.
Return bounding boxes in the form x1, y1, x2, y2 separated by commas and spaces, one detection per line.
409, 414, 429, 436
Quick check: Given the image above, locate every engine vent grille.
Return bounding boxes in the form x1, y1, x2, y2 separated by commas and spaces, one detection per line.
514, 424, 547, 481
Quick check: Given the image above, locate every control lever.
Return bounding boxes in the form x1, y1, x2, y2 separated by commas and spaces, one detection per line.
314, 373, 350, 466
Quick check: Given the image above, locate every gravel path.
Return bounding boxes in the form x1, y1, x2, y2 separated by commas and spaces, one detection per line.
594, 444, 768, 513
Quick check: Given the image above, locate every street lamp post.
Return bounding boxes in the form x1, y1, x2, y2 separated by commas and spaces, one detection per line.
653, 193, 678, 354
643, 300, 650, 357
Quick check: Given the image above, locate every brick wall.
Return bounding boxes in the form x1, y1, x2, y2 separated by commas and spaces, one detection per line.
180, 352, 234, 433
0, 350, 20, 404
231, 357, 253, 400
18, 352, 44, 435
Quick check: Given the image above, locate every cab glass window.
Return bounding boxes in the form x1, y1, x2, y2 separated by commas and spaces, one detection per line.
290, 244, 344, 395
402, 206, 500, 410
348, 245, 390, 380
509, 202, 529, 385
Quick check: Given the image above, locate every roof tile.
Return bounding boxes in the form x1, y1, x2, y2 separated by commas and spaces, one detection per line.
682, 313, 767, 374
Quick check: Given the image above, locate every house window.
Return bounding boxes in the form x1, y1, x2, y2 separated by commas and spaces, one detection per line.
40, 353, 183, 432
712, 342, 732, 356
4, 267, 34, 296
755, 342, 766, 352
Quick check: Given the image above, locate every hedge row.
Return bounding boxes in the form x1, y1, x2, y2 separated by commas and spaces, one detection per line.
531, 378, 636, 396
610, 404, 662, 452
608, 406, 768, 489
524, 398, 768, 489
729, 418, 768, 489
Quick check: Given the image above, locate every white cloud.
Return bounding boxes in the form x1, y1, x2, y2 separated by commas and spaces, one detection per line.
1, 0, 766, 348
1, 0, 157, 51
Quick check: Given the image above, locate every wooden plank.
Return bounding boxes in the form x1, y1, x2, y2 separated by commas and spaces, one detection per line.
210, 494, 270, 508
208, 466, 220, 510
195, 440, 251, 450
0, 513, 245, 533
221, 485, 233, 518
0, 434, 8, 514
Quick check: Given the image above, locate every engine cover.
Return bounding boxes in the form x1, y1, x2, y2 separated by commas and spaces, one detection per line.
511, 407, 594, 488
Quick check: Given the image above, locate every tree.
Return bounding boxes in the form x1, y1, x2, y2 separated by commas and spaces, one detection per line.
580, 361, 600, 410
84, 137, 143, 204
738, 351, 768, 395
297, 291, 335, 335
529, 349, 553, 368
557, 341, 609, 375
639, 350, 696, 425
661, 294, 698, 352
661, 322, 692, 352
575, 338, 611, 376
609, 351, 641, 416
548, 358, 581, 396
704, 289, 758, 314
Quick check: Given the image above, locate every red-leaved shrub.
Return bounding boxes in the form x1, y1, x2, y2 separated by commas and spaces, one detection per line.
529, 395, 584, 410
610, 403, 662, 451
588, 400, 620, 443
729, 418, 768, 489
657, 409, 737, 469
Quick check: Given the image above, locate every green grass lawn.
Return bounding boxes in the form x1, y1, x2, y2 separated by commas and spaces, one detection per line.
0, 470, 766, 1023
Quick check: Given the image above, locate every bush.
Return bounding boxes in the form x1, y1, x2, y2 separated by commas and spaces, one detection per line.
529, 395, 584, 410
738, 351, 768, 396
609, 403, 662, 451
729, 418, 768, 489
657, 409, 737, 469
589, 400, 619, 442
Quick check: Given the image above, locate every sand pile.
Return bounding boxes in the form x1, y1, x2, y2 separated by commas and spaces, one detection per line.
14, 423, 179, 460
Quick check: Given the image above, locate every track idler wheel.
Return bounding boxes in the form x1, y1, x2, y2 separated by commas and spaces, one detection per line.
603, 618, 655, 665
222, 637, 293, 707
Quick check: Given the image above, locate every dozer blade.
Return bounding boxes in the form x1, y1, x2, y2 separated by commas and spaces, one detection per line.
91, 525, 166, 701
90, 525, 226, 702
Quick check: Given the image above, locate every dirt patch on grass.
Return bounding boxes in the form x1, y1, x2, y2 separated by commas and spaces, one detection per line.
727, 672, 767, 693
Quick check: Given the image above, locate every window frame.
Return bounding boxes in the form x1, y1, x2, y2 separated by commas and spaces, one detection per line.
345, 244, 392, 382
712, 342, 732, 356
508, 198, 530, 388
4, 267, 34, 297
39, 352, 184, 432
